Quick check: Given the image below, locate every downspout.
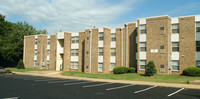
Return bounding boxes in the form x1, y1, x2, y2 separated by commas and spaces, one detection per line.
89, 30, 92, 73
125, 24, 128, 67
121, 28, 123, 66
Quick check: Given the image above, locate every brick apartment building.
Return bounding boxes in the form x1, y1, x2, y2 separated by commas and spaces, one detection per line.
23, 15, 200, 75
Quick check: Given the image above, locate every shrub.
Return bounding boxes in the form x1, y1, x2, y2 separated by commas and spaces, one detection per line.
182, 67, 200, 77
113, 66, 129, 74
17, 59, 25, 69
145, 61, 157, 76
128, 67, 136, 73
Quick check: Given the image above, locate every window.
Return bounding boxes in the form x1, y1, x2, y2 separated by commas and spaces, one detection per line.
111, 33, 116, 41
140, 24, 146, 34
197, 41, 200, 52
172, 60, 179, 71
86, 51, 89, 58
172, 42, 179, 52
71, 49, 79, 56
140, 42, 146, 51
48, 39, 50, 45
72, 36, 79, 43
98, 63, 103, 72
87, 37, 89, 43
197, 61, 200, 67
35, 49, 37, 55
160, 45, 165, 53
172, 24, 179, 34
111, 48, 116, 56
47, 61, 50, 68
99, 32, 104, 40
35, 38, 38, 45
71, 62, 78, 69
160, 64, 165, 73
99, 47, 103, 56
160, 27, 165, 34
110, 63, 115, 71
196, 22, 200, 33
140, 60, 146, 70
34, 60, 37, 67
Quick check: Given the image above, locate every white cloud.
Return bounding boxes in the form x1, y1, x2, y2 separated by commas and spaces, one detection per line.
0, 0, 139, 34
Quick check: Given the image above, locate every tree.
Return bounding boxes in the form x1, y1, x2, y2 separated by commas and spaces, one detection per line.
145, 61, 157, 76
0, 13, 47, 67
17, 59, 25, 69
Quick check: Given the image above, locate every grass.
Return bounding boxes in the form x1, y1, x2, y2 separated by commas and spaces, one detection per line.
62, 71, 200, 84
7, 67, 52, 72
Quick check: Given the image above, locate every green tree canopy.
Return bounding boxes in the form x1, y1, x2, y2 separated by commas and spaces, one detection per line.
0, 13, 47, 66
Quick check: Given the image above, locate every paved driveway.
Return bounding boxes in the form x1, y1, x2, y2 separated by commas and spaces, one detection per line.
0, 74, 200, 99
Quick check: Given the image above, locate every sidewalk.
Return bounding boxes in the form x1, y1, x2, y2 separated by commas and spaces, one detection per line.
13, 71, 200, 90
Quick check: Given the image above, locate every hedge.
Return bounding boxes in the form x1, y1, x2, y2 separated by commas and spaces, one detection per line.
182, 67, 200, 77
113, 66, 136, 74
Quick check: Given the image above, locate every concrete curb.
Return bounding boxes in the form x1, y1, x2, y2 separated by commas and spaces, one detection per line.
12, 72, 200, 90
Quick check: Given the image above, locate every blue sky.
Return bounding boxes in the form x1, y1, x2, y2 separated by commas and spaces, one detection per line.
0, 0, 200, 34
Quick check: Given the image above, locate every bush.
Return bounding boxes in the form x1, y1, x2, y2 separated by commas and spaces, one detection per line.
17, 59, 25, 69
145, 61, 157, 76
113, 66, 129, 74
128, 67, 136, 73
182, 67, 200, 77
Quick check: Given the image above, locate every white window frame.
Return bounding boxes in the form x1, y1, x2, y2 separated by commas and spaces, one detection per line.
99, 47, 103, 56
99, 32, 104, 41
71, 62, 78, 69
110, 63, 115, 71
111, 48, 116, 56
172, 60, 179, 71
71, 49, 79, 56
72, 36, 79, 43
140, 42, 146, 52
172, 42, 179, 52
140, 24, 146, 34
172, 24, 179, 34
111, 33, 116, 41
98, 63, 103, 72
140, 60, 146, 70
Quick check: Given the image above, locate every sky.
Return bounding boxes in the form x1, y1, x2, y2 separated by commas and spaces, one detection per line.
0, 0, 200, 34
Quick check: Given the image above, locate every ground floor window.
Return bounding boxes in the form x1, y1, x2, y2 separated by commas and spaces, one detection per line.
71, 62, 78, 69
172, 60, 179, 71
34, 60, 37, 67
197, 60, 200, 67
140, 60, 146, 70
47, 61, 50, 68
110, 63, 115, 71
98, 63, 103, 72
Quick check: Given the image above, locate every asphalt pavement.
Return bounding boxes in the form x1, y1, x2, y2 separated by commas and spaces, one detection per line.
0, 74, 200, 99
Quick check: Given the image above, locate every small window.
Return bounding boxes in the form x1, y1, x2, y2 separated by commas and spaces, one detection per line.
99, 32, 104, 41
72, 36, 79, 43
172, 24, 179, 34
160, 27, 165, 34
71, 49, 79, 56
160, 65, 165, 73
86, 51, 89, 58
197, 60, 200, 67
87, 37, 89, 43
46, 61, 50, 68
160, 45, 165, 53
140, 60, 146, 70
47, 50, 50, 55
35, 39, 38, 45
98, 63, 103, 72
35, 49, 37, 55
140, 24, 146, 34
99, 47, 103, 56
34, 60, 37, 67
111, 48, 116, 56
172, 60, 179, 71
48, 39, 50, 45
110, 63, 115, 71
196, 22, 200, 33
71, 62, 78, 69
172, 42, 179, 52
111, 33, 116, 41
196, 41, 200, 52
140, 42, 146, 51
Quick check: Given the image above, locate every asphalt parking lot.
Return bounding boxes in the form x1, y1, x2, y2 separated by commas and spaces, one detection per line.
0, 74, 200, 99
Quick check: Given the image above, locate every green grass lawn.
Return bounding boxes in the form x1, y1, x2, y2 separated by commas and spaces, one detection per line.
62, 71, 200, 84
7, 67, 52, 72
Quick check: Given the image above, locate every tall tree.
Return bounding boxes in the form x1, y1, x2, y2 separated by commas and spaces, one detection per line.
0, 13, 47, 66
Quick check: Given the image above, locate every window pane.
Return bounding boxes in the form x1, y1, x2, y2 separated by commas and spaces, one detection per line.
172, 42, 179, 47
140, 65, 146, 69
98, 63, 103, 72
110, 63, 115, 71
140, 60, 146, 65
197, 41, 200, 46
140, 30, 146, 34
172, 24, 179, 29
140, 48, 146, 51
172, 47, 179, 51
172, 66, 179, 70
172, 61, 179, 65
140, 25, 146, 29
111, 34, 116, 41
196, 22, 200, 27
196, 27, 200, 32
140, 43, 146, 47
197, 61, 200, 67
172, 29, 179, 33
